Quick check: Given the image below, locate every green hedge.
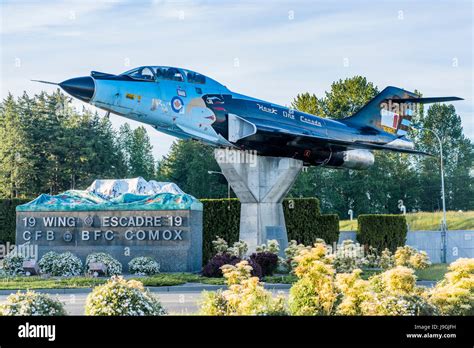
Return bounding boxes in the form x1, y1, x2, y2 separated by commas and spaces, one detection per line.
357, 214, 407, 252
0, 199, 30, 244
202, 197, 339, 263
201, 198, 241, 263
286, 213, 339, 246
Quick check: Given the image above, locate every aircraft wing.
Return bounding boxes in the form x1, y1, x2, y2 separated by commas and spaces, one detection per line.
252, 120, 430, 155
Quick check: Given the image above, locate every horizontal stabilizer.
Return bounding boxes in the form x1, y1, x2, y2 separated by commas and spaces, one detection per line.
391, 96, 463, 103
353, 141, 433, 156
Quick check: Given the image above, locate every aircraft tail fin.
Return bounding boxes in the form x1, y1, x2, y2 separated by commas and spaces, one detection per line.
342, 86, 463, 136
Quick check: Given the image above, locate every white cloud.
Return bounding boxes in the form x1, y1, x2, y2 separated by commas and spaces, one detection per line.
0, 0, 118, 34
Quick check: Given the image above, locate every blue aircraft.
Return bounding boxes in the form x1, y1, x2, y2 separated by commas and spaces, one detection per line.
35, 66, 462, 169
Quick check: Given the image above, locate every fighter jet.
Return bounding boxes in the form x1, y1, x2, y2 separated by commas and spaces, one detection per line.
35, 66, 462, 169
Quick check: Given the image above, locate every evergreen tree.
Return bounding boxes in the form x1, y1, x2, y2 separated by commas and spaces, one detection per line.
157, 140, 227, 198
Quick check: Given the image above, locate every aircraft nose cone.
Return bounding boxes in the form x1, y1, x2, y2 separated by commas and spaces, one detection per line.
59, 76, 95, 102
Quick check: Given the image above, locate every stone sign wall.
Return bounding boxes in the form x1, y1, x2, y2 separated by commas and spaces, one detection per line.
16, 209, 203, 272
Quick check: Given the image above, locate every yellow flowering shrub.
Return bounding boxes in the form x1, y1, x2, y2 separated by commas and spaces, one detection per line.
199, 261, 286, 316
85, 276, 166, 316
380, 266, 417, 295
335, 269, 370, 315
288, 243, 338, 315
394, 246, 430, 270
429, 258, 474, 315
357, 266, 438, 316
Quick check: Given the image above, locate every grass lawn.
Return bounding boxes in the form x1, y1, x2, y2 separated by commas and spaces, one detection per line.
0, 264, 448, 290
415, 263, 448, 281
340, 210, 474, 231
0, 273, 224, 290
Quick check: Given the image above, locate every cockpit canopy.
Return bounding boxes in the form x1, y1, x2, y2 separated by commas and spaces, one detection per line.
121, 66, 207, 84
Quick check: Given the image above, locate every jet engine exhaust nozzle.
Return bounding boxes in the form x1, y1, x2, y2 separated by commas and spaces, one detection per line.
59, 76, 95, 102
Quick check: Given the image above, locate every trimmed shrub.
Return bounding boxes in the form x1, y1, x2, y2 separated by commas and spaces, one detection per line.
0, 291, 66, 316
288, 243, 338, 315
394, 246, 431, 270
0, 199, 30, 244
2, 253, 26, 276
199, 261, 287, 315
202, 253, 241, 278
248, 257, 263, 279
357, 214, 407, 252
85, 253, 122, 276
38, 251, 83, 276
287, 212, 339, 246
85, 276, 166, 316
249, 251, 278, 277
201, 199, 240, 263
128, 256, 160, 276
285, 198, 333, 245
429, 258, 474, 315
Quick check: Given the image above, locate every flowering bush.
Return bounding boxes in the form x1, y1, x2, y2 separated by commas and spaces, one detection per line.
256, 239, 280, 254
429, 258, 474, 315
212, 236, 248, 258
0, 291, 66, 316
85, 253, 122, 276
204, 237, 266, 278
335, 269, 371, 315
285, 240, 438, 316
332, 240, 366, 273
361, 246, 380, 268
335, 267, 437, 316
2, 253, 25, 276
212, 236, 229, 255
128, 256, 160, 276
288, 242, 338, 315
85, 276, 166, 316
379, 266, 417, 295
199, 260, 286, 315
361, 294, 438, 316
394, 246, 431, 270
379, 248, 395, 270
38, 251, 83, 277
227, 240, 248, 258
284, 240, 310, 272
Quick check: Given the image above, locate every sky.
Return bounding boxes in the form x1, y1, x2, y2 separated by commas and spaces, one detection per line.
1, 0, 473, 159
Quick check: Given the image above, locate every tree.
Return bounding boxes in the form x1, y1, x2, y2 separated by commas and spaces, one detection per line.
289, 76, 418, 216
0, 94, 32, 198
157, 140, 227, 198
416, 104, 473, 211
321, 76, 379, 119
0, 90, 129, 197
118, 125, 155, 179
291, 93, 324, 116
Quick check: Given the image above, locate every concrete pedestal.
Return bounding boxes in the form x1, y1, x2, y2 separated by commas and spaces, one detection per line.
214, 149, 303, 255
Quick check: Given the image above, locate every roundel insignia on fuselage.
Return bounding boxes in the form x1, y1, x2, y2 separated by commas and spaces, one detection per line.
171, 96, 184, 113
